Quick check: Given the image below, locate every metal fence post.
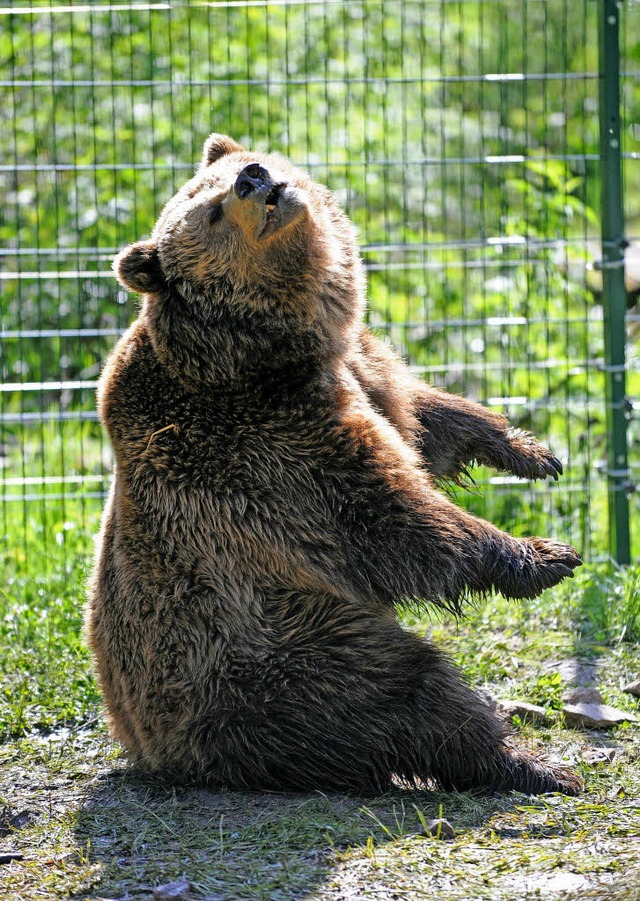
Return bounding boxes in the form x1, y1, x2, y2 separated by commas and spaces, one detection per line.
598, 0, 631, 564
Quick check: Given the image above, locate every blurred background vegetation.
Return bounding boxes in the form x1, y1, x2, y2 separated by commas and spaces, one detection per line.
0, 0, 638, 587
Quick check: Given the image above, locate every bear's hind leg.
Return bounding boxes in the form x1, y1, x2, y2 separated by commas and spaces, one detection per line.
400, 642, 582, 796
251, 610, 581, 797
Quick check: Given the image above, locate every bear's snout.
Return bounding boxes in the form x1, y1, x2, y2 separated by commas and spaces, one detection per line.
234, 163, 273, 199
231, 162, 298, 240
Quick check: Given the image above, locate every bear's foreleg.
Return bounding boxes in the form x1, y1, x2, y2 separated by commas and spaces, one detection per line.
345, 497, 581, 610
336, 406, 581, 610
354, 329, 562, 485
413, 389, 563, 485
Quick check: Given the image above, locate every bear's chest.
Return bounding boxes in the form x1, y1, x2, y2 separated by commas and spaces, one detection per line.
123, 385, 337, 529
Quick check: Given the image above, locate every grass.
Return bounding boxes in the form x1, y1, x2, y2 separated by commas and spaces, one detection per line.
0, 559, 639, 900
0, 521, 100, 740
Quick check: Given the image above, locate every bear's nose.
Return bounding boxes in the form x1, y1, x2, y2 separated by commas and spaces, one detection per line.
234, 163, 272, 200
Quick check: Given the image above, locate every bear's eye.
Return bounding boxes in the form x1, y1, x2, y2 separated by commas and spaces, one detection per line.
209, 203, 223, 225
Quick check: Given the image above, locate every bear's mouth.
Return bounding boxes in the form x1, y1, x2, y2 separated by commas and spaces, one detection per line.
264, 183, 283, 214
260, 183, 289, 236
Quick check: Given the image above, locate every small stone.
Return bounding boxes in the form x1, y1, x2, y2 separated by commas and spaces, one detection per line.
564, 686, 604, 705
153, 879, 192, 901
563, 702, 638, 730
622, 679, 640, 697
555, 660, 598, 686
0, 808, 33, 838
526, 873, 589, 894
499, 700, 550, 725
421, 817, 455, 840
581, 746, 617, 764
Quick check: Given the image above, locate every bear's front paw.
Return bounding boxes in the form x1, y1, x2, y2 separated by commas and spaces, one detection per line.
528, 537, 582, 588
494, 538, 582, 600
502, 429, 563, 482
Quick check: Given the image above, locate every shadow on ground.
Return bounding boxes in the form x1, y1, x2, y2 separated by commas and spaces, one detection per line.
72, 768, 502, 900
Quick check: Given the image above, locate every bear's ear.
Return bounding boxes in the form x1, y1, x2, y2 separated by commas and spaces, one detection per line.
201, 133, 244, 168
113, 240, 165, 294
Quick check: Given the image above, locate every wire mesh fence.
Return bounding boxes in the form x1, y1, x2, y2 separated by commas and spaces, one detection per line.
1, 0, 638, 581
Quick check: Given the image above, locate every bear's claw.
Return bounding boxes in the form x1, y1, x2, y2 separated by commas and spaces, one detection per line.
492, 538, 582, 600
502, 429, 564, 482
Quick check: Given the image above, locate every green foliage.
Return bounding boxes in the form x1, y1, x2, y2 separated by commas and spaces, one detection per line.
3, 0, 638, 565
557, 564, 640, 645
527, 671, 564, 710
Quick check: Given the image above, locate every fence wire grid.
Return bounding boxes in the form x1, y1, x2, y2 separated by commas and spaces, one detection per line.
1, 0, 639, 579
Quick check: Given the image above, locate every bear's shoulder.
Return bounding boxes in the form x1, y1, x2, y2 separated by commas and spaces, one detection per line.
96, 319, 181, 448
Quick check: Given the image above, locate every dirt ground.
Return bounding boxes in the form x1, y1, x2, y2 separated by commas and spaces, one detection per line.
1, 717, 639, 901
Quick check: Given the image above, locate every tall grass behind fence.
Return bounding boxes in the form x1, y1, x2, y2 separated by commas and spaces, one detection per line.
621, 1, 640, 560
1, 0, 638, 582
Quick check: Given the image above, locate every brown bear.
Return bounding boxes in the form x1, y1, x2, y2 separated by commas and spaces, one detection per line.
86, 133, 582, 796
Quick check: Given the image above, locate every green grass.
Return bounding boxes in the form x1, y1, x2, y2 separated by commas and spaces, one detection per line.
0, 553, 639, 900
0, 525, 100, 740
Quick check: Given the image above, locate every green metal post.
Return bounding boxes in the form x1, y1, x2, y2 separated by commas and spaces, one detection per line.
598, 0, 631, 564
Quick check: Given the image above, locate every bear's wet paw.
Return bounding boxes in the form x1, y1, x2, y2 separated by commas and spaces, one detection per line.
492, 538, 582, 600
527, 538, 582, 591
498, 429, 564, 482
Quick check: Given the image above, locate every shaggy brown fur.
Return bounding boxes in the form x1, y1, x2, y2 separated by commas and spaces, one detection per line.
86, 134, 582, 796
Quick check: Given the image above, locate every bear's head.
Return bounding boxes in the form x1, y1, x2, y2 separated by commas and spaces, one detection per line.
114, 134, 365, 385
